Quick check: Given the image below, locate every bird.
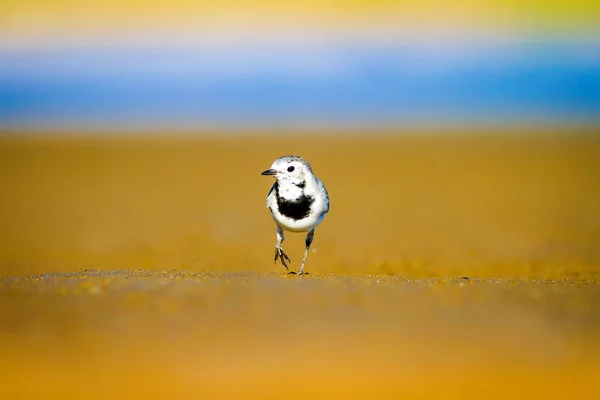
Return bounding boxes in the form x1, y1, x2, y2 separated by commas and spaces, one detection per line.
261, 155, 329, 275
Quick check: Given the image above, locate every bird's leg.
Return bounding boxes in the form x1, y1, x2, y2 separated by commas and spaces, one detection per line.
274, 225, 291, 270
297, 229, 315, 275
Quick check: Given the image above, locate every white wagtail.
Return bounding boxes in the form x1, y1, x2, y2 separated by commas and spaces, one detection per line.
261, 155, 329, 275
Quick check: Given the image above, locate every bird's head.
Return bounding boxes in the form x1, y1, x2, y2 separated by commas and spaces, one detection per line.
261, 155, 313, 187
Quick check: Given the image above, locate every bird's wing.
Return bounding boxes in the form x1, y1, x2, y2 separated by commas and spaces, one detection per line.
320, 181, 330, 213
266, 182, 277, 208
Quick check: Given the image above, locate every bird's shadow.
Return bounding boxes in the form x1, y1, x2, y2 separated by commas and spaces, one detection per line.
287, 271, 310, 276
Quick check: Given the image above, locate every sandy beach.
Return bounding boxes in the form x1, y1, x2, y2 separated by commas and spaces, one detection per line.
1, 131, 599, 398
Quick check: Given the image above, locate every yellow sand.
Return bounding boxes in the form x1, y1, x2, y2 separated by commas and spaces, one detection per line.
1, 131, 599, 398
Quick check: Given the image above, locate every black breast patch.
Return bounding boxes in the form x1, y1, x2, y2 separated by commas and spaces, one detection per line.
275, 183, 314, 221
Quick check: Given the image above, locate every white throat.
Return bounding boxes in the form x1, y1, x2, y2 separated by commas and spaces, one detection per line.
277, 180, 305, 201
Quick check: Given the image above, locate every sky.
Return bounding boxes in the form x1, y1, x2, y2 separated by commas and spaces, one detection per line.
1, 1, 599, 131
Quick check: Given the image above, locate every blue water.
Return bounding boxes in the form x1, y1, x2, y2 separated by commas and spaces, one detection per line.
1, 42, 599, 130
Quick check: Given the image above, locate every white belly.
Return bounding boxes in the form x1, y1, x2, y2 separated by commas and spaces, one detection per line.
269, 206, 325, 232
265, 178, 329, 233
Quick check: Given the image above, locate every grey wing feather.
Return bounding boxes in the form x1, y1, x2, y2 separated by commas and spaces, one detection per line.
320, 180, 330, 213
266, 182, 277, 208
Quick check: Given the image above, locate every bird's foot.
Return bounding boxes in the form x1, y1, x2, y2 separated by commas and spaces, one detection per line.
274, 247, 291, 270
289, 268, 307, 276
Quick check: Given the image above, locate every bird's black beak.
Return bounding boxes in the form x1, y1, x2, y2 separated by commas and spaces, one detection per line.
261, 169, 278, 176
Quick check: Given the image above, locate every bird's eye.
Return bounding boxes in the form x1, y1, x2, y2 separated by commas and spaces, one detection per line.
287, 166, 295, 172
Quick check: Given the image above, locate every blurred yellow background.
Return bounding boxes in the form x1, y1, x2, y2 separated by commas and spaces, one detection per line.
2, 132, 599, 278
2, 0, 600, 39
